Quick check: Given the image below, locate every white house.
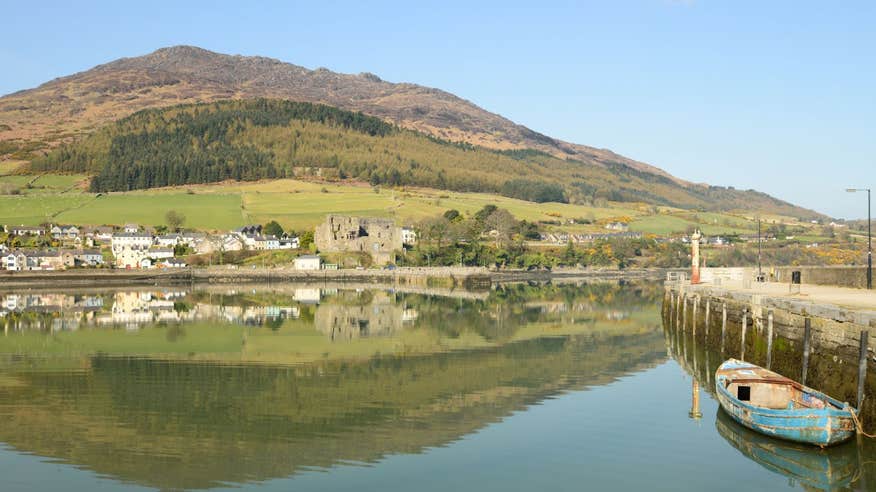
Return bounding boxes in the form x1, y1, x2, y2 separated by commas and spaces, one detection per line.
51, 225, 80, 240
604, 222, 630, 232
160, 258, 187, 268
7, 225, 44, 236
111, 232, 153, 256
240, 234, 258, 249
123, 224, 140, 233
154, 234, 181, 247
293, 255, 321, 271
279, 236, 300, 249
401, 227, 417, 246
3, 251, 26, 271
93, 226, 114, 242
74, 249, 104, 267
147, 247, 175, 260
179, 232, 206, 245
114, 247, 151, 269
253, 235, 280, 250
220, 234, 245, 252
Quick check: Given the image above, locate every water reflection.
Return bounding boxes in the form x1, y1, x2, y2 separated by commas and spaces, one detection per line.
715, 409, 857, 491
664, 316, 874, 491
0, 281, 666, 490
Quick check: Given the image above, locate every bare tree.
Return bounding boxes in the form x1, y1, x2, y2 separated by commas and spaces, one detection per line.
485, 209, 516, 248
418, 216, 451, 249
165, 210, 186, 232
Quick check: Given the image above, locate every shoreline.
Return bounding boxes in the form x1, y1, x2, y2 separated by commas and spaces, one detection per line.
0, 266, 672, 290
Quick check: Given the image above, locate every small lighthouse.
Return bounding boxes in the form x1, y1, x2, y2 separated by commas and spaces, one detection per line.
691, 229, 701, 284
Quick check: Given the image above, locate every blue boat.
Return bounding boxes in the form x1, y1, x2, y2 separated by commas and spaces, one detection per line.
715, 359, 857, 447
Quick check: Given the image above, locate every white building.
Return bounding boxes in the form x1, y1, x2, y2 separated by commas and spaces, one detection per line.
401, 227, 417, 246
154, 234, 181, 247
604, 222, 630, 232
7, 225, 44, 236
123, 224, 140, 233
161, 258, 187, 268
51, 225, 80, 240
3, 251, 26, 271
253, 235, 280, 250
220, 234, 245, 252
293, 255, 321, 271
147, 247, 175, 260
115, 247, 150, 269
111, 232, 153, 256
74, 249, 104, 267
279, 236, 300, 249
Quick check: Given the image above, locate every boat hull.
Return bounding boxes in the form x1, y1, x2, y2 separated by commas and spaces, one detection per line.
715, 359, 856, 447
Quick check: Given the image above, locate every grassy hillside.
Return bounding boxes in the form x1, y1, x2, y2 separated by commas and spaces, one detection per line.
26, 99, 820, 217
4, 174, 828, 240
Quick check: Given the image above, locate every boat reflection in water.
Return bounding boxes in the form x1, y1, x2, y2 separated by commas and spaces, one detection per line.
715, 409, 859, 491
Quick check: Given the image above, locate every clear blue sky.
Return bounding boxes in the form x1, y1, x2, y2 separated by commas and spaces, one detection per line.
2, 1, 874, 218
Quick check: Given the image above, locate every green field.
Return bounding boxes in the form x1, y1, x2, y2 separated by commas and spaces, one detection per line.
0, 175, 827, 238
0, 177, 646, 231
58, 193, 245, 230
629, 212, 757, 235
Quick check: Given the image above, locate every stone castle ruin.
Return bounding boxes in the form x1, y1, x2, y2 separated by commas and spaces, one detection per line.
314, 215, 403, 265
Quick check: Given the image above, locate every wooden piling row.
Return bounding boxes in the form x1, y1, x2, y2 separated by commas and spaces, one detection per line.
666, 286, 871, 426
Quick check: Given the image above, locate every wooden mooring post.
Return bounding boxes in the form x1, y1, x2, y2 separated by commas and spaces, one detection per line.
766, 311, 774, 370
741, 309, 748, 361
705, 298, 710, 338
670, 292, 675, 326
676, 292, 682, 328
721, 303, 727, 355
802, 318, 812, 387
858, 331, 869, 411
692, 296, 698, 337
683, 295, 688, 332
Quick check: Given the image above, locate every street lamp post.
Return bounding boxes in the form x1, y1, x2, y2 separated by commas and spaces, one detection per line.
846, 188, 872, 290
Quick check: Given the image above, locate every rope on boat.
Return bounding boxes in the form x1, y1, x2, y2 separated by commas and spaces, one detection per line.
849, 407, 876, 438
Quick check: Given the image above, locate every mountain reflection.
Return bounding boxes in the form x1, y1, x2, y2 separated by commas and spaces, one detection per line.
0, 281, 665, 490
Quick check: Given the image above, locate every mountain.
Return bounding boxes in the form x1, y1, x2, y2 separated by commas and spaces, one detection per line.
0, 46, 670, 178
27, 99, 812, 216
0, 45, 821, 217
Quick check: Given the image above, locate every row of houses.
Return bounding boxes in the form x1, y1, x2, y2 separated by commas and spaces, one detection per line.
539, 231, 644, 244
5, 217, 420, 270
2, 249, 104, 271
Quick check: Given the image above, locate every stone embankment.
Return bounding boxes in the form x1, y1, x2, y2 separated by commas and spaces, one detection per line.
0, 266, 493, 289
664, 277, 876, 429
0, 266, 676, 290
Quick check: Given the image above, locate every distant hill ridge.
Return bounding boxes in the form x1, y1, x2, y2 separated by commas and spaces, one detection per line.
0, 45, 821, 217
1, 45, 673, 179
29, 99, 819, 217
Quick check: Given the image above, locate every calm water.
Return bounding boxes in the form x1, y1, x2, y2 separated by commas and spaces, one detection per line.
0, 282, 873, 491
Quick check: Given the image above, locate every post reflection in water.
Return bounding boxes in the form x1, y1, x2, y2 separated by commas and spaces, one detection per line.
0, 281, 666, 491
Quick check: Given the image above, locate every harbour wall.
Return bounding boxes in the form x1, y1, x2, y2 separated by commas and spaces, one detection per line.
663, 281, 876, 431
700, 265, 870, 290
